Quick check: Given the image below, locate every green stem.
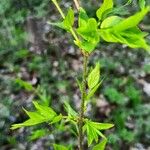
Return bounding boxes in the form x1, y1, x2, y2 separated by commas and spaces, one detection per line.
52, 0, 65, 19
70, 28, 79, 42
51, 0, 79, 42
78, 54, 88, 150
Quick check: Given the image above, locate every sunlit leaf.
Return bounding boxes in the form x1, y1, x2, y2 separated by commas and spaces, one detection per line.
53, 144, 68, 150
84, 119, 113, 146
88, 63, 100, 89
77, 18, 98, 41
78, 7, 89, 27
100, 11, 150, 50
113, 7, 150, 31
33, 101, 56, 119
139, 0, 146, 9
101, 16, 123, 29
48, 8, 74, 31
92, 138, 107, 150
89, 121, 114, 130
63, 8, 74, 29
29, 129, 47, 141
96, 0, 113, 20
47, 21, 65, 29
76, 18, 100, 52
11, 102, 58, 130
64, 101, 77, 117
51, 114, 63, 124
86, 82, 102, 101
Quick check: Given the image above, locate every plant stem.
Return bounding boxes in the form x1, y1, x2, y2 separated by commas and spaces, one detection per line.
52, 0, 65, 19
51, 0, 79, 42
73, 0, 80, 10
78, 54, 88, 150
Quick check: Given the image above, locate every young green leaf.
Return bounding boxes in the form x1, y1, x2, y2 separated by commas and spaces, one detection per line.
100, 14, 150, 50
101, 0, 133, 20
11, 102, 58, 130
86, 83, 101, 101
77, 18, 99, 41
64, 101, 77, 117
101, 16, 123, 29
63, 8, 74, 30
78, 7, 89, 27
139, 0, 146, 10
48, 8, 74, 31
113, 7, 150, 31
84, 119, 113, 146
75, 39, 99, 53
96, 0, 113, 20
11, 112, 46, 130
29, 129, 48, 141
53, 144, 69, 150
92, 138, 107, 150
85, 121, 102, 146
114, 28, 148, 50
89, 121, 114, 130
15, 78, 34, 91
33, 101, 56, 119
88, 63, 100, 89
47, 21, 66, 30
76, 18, 100, 52
50, 114, 63, 124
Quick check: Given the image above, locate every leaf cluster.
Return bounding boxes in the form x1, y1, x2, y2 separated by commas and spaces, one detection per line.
49, 0, 150, 54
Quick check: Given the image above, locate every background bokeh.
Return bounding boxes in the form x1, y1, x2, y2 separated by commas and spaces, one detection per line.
0, 0, 150, 150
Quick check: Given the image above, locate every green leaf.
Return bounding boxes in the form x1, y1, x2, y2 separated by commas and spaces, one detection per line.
64, 101, 77, 117
99, 29, 118, 43
77, 18, 99, 41
53, 144, 68, 150
139, 0, 146, 10
33, 101, 56, 120
15, 78, 34, 91
51, 114, 63, 124
11, 102, 57, 130
113, 7, 150, 31
75, 40, 99, 53
86, 82, 101, 101
100, 16, 150, 50
78, 7, 89, 27
85, 121, 101, 146
101, 0, 133, 20
89, 121, 114, 130
47, 21, 65, 30
84, 120, 113, 146
101, 16, 123, 29
118, 28, 150, 49
11, 117, 45, 130
92, 138, 107, 150
48, 8, 74, 31
63, 8, 74, 30
88, 63, 100, 89
96, 0, 113, 20
29, 129, 47, 141
76, 18, 100, 52
23, 108, 45, 120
